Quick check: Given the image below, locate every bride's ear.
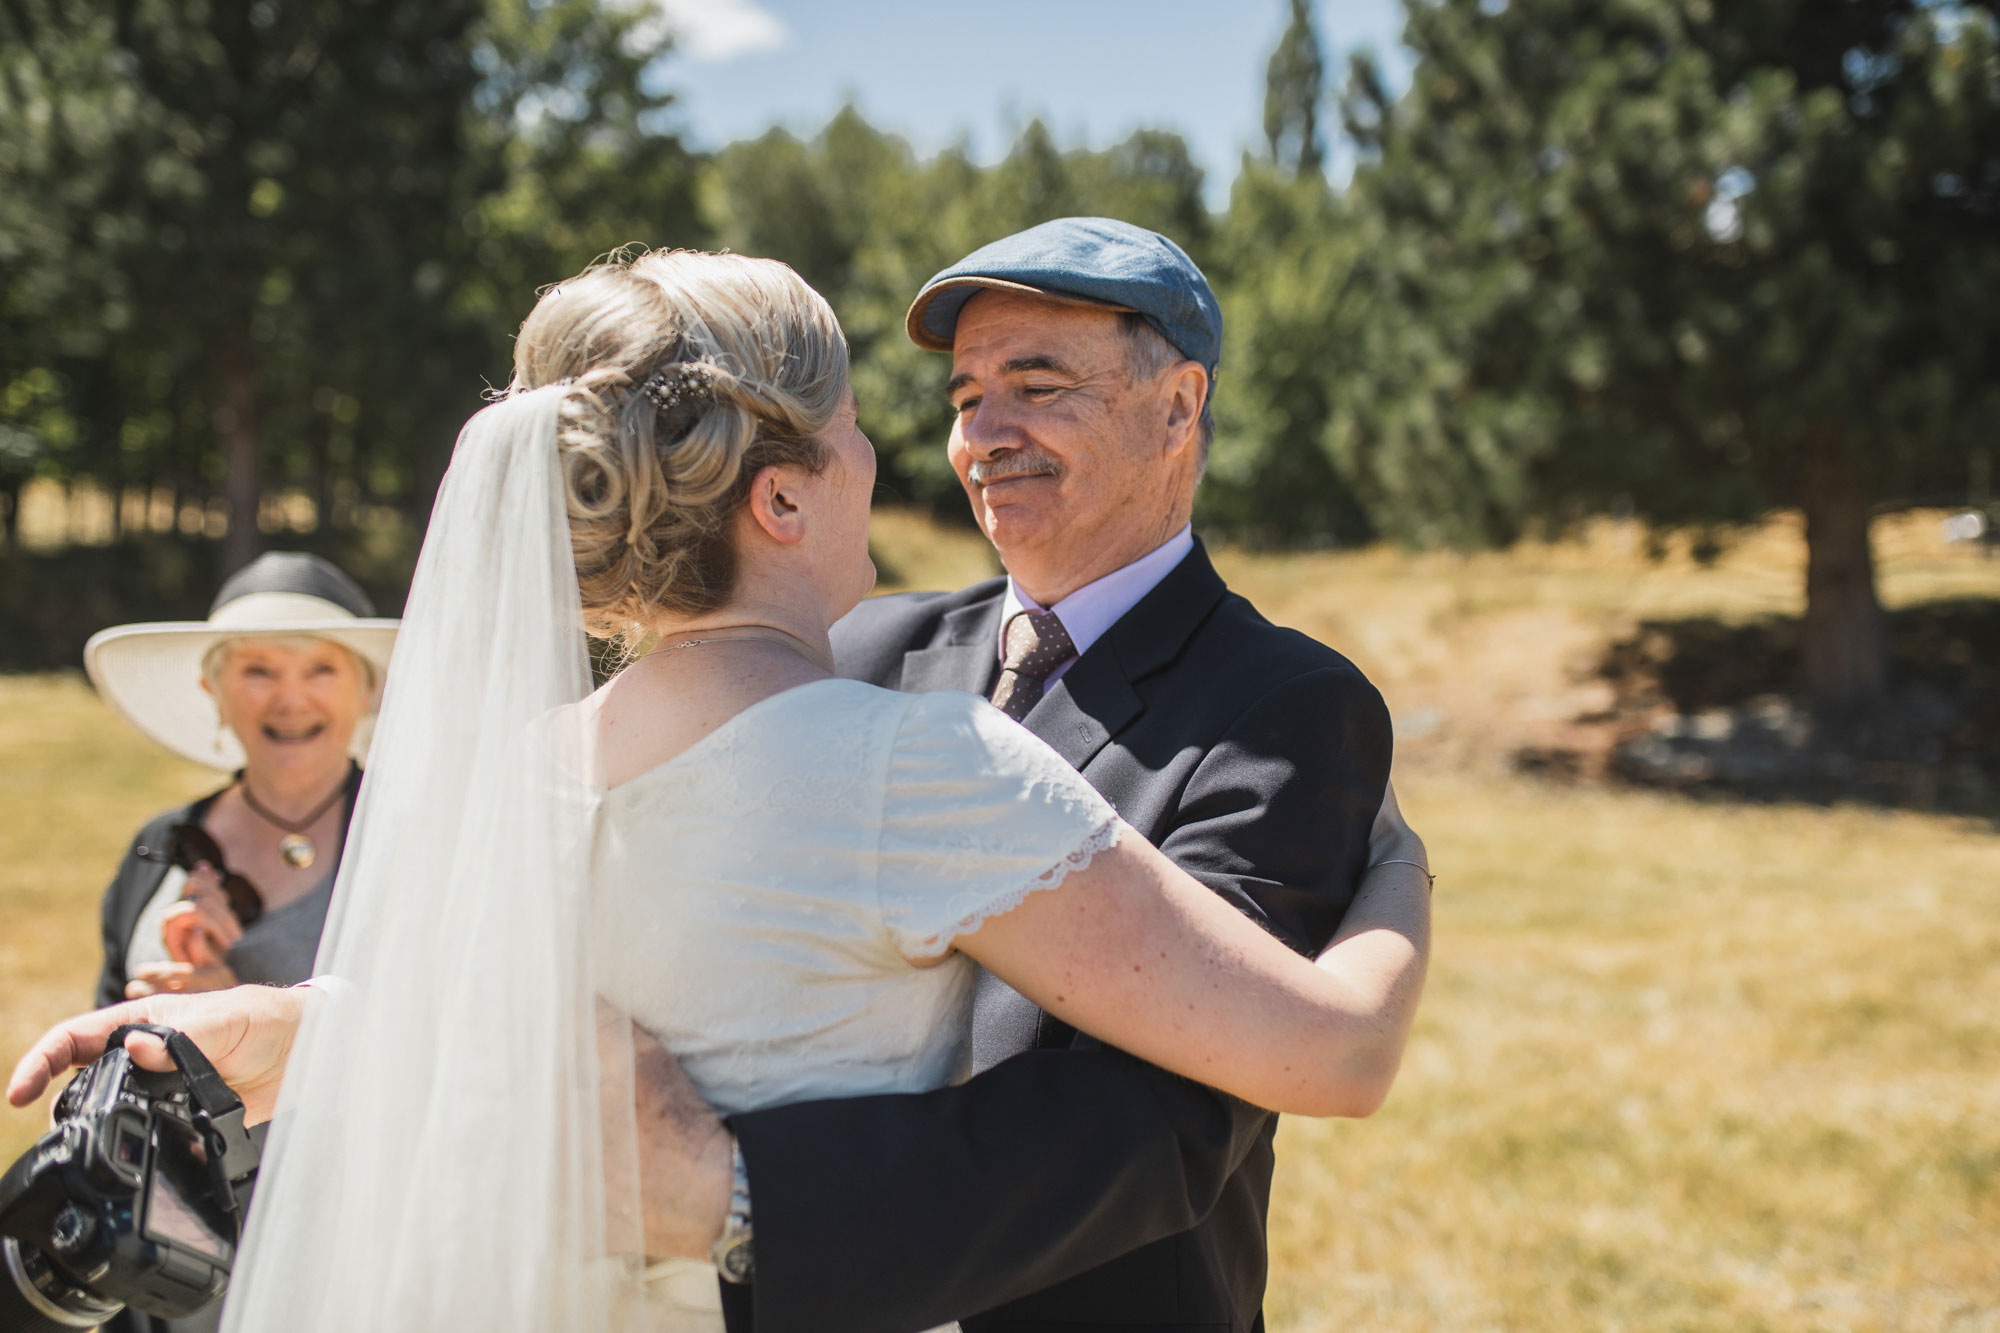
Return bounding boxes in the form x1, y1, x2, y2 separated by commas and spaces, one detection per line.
743, 463, 808, 546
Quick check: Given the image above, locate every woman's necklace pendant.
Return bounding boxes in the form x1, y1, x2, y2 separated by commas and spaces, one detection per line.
238, 766, 351, 872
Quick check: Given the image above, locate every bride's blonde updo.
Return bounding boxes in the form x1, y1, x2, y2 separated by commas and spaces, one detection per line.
511, 248, 850, 639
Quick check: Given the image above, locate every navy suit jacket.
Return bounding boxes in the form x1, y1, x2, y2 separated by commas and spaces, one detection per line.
725, 538, 1392, 1333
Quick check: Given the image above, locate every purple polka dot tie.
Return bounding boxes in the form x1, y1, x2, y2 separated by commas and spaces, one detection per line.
991, 609, 1077, 722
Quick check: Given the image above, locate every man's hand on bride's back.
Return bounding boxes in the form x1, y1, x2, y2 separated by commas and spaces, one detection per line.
7, 985, 306, 1126
596, 999, 734, 1263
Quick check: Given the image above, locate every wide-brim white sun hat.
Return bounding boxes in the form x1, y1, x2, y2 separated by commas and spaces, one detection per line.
83, 552, 400, 771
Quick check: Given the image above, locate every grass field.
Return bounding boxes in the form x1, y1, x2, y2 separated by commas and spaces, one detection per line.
2, 509, 1996, 1329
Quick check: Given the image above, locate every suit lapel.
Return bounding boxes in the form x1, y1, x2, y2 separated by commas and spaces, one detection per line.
1096, 536, 1230, 685
1020, 538, 1230, 770
895, 540, 1231, 774
897, 596, 1004, 696
1020, 657, 1131, 771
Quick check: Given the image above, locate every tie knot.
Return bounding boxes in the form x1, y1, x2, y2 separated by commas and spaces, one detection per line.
1001, 609, 1075, 675
991, 609, 1076, 722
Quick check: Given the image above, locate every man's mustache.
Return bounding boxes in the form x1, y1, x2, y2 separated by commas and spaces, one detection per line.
967, 453, 1061, 488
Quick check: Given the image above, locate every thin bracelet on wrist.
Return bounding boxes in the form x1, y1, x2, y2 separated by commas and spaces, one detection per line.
1370, 858, 1436, 889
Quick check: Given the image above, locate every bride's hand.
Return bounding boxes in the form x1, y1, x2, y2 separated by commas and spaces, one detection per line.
7, 986, 307, 1127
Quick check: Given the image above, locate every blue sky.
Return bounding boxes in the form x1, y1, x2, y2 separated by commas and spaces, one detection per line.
649, 0, 1412, 207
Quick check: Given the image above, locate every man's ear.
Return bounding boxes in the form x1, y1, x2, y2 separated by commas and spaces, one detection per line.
1161, 361, 1209, 460
743, 463, 807, 546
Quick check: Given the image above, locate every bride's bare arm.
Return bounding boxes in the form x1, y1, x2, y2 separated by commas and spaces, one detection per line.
952, 791, 1429, 1119
1315, 779, 1431, 1100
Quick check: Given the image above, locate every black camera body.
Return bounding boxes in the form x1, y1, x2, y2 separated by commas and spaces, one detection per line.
0, 1025, 260, 1328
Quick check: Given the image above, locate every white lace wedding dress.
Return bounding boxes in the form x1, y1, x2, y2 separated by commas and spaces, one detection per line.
590, 677, 1123, 1331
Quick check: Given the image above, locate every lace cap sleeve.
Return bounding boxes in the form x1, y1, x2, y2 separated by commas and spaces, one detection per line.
876, 691, 1123, 959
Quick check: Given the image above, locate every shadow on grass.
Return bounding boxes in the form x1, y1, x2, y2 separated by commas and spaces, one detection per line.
1566, 598, 2000, 817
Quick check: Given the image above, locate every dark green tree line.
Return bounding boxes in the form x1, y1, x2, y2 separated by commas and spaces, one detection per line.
0, 0, 700, 570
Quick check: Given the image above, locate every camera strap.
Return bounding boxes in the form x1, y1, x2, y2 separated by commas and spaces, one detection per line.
105, 1024, 260, 1212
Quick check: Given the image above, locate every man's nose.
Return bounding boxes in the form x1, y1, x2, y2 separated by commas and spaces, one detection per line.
958, 399, 1025, 458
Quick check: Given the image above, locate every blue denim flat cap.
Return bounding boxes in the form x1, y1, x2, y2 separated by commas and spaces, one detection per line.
906, 217, 1222, 374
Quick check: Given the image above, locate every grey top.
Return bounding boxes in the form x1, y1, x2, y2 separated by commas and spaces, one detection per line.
98, 766, 360, 1007
224, 869, 335, 984
120, 857, 335, 988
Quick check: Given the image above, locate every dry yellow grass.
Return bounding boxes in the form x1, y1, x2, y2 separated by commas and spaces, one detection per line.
1207, 510, 2000, 777
1, 507, 1995, 1329
1267, 773, 1999, 1331
867, 504, 1003, 593
0, 674, 219, 1152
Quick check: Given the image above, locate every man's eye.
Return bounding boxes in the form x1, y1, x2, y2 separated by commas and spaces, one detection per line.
1022, 385, 1060, 399
954, 397, 980, 415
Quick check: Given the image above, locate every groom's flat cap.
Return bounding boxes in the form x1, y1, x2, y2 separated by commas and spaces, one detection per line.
905, 217, 1222, 376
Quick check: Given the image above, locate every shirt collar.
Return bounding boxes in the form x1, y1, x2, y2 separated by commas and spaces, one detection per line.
998, 525, 1195, 663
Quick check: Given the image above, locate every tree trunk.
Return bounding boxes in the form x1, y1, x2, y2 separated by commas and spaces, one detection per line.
219, 342, 262, 574
1799, 432, 1887, 725
107, 464, 124, 541
313, 410, 336, 533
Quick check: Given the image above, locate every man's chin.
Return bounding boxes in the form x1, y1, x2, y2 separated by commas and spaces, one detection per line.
979, 501, 1060, 563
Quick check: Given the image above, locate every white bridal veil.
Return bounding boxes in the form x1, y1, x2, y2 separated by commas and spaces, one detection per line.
221, 387, 652, 1331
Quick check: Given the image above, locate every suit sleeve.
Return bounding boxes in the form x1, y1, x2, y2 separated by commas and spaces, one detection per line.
1158, 665, 1394, 953
730, 665, 1393, 1333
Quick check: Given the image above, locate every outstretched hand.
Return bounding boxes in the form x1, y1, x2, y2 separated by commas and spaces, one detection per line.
7, 986, 307, 1126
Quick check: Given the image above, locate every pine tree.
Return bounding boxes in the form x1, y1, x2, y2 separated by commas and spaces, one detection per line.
1201, 1, 1370, 544
1264, 0, 1327, 178
1336, 0, 2000, 723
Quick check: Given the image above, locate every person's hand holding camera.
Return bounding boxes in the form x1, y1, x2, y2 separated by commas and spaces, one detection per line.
7, 986, 305, 1127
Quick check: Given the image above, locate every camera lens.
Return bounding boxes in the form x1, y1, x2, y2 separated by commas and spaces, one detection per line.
0, 1239, 122, 1332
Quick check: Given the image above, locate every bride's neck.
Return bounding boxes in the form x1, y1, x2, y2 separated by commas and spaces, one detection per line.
595, 576, 841, 790
646, 576, 836, 677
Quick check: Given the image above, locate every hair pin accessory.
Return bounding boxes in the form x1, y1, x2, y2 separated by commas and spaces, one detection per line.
640, 362, 718, 415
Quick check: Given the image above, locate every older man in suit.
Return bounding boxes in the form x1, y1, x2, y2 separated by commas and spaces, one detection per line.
698, 218, 1432, 1333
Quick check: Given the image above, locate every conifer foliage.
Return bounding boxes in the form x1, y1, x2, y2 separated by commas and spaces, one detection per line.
1333, 0, 2000, 720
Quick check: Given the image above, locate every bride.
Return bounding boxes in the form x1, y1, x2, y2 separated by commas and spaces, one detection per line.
9, 249, 1426, 1332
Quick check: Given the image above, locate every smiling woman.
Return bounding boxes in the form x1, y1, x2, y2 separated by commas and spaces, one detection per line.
81, 553, 397, 1013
